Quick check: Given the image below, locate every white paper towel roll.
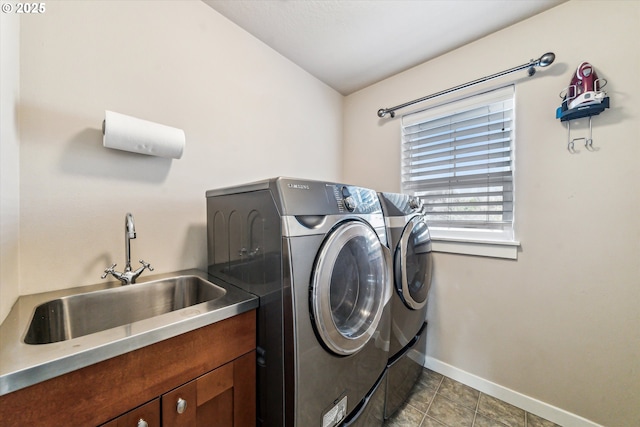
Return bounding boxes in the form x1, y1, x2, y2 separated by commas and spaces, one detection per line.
103, 111, 185, 159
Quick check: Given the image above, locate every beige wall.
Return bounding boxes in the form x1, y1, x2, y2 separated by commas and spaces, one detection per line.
0, 0, 341, 312
344, 1, 639, 426
0, 8, 21, 322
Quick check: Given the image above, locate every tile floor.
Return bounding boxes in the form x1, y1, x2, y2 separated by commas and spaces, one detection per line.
384, 368, 562, 427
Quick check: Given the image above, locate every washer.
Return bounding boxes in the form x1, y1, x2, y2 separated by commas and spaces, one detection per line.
378, 192, 433, 419
206, 178, 391, 427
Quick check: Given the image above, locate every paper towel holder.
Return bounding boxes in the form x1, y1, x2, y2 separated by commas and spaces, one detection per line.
102, 111, 185, 159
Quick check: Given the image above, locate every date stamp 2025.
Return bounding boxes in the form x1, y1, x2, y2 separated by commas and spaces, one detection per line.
2, 2, 46, 14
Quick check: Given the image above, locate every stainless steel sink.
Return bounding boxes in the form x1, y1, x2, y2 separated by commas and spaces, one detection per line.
1, 269, 258, 396
24, 275, 226, 345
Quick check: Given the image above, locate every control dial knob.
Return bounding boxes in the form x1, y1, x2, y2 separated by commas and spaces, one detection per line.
341, 186, 357, 212
344, 196, 357, 212
409, 196, 422, 210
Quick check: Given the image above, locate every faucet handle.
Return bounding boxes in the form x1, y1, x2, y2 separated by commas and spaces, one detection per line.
101, 263, 117, 279
139, 260, 154, 272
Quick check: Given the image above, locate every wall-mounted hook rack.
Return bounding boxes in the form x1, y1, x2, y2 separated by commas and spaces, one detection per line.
559, 98, 609, 153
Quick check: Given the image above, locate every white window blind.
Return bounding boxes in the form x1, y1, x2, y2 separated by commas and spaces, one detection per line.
401, 86, 515, 238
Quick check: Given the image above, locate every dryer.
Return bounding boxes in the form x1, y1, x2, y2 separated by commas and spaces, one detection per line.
378, 192, 433, 419
206, 178, 391, 427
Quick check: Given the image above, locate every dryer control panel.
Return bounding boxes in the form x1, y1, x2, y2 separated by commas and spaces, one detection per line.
379, 192, 424, 217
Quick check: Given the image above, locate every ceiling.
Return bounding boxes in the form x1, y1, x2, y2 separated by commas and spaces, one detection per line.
203, 0, 565, 95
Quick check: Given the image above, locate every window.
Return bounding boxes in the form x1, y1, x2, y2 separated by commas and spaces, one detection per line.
401, 86, 519, 258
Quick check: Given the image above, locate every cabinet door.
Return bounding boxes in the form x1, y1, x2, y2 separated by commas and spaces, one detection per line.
162, 351, 255, 427
163, 363, 233, 427
162, 377, 197, 427
195, 361, 234, 427
100, 398, 160, 427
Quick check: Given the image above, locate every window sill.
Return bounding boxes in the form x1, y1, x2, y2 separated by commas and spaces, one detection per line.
431, 237, 520, 259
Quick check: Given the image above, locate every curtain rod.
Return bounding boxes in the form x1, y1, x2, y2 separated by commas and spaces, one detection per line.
377, 52, 555, 118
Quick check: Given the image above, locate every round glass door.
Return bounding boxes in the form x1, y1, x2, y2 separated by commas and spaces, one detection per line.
311, 220, 389, 356
394, 216, 433, 310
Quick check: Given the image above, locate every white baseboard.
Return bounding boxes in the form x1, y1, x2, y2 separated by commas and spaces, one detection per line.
424, 356, 603, 427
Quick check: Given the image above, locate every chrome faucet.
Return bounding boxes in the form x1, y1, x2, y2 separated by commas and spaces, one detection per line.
101, 212, 153, 285
125, 212, 136, 272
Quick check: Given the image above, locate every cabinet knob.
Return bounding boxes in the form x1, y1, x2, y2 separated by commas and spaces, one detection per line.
137, 419, 148, 427
176, 398, 187, 414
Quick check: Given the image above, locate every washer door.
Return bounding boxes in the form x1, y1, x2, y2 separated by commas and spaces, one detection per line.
311, 220, 389, 356
394, 216, 433, 310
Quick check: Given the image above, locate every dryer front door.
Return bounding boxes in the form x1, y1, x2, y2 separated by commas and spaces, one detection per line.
311, 220, 389, 356
394, 216, 433, 310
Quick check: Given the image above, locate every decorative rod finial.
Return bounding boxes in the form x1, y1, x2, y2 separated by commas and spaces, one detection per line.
538, 52, 555, 67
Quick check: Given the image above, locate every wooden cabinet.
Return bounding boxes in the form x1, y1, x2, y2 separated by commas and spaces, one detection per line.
160, 351, 254, 427
0, 310, 256, 427
101, 351, 254, 427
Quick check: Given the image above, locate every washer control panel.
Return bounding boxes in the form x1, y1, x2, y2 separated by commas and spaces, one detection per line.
275, 178, 381, 216
329, 184, 378, 214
